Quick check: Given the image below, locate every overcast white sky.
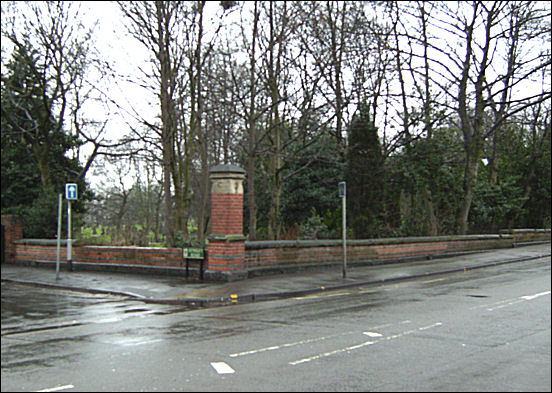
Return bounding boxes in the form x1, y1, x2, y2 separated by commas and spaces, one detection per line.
83, 1, 154, 136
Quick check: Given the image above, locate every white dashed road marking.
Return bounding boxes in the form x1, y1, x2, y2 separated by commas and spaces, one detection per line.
36, 385, 74, 392
211, 362, 235, 374
521, 290, 550, 300
229, 321, 412, 359
470, 290, 551, 311
229, 332, 352, 358
363, 331, 383, 337
289, 340, 375, 365
290, 322, 442, 365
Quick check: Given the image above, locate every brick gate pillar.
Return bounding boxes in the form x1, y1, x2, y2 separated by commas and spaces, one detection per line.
205, 164, 247, 282
1, 215, 23, 264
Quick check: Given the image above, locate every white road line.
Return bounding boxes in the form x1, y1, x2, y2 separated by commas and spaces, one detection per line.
487, 299, 524, 311
289, 340, 375, 365
210, 362, 235, 374
363, 331, 383, 337
488, 290, 551, 311
229, 321, 411, 358
419, 322, 442, 330
422, 278, 446, 283
470, 290, 551, 311
470, 298, 512, 310
36, 385, 74, 392
229, 332, 354, 357
290, 322, 442, 366
96, 317, 123, 324
521, 290, 550, 300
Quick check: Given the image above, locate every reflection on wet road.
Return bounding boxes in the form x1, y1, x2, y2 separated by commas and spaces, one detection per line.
1, 282, 193, 336
1, 256, 549, 392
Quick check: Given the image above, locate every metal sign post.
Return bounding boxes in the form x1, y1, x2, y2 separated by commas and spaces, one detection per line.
65, 184, 77, 272
339, 182, 347, 278
67, 200, 72, 271
183, 248, 205, 278
56, 193, 62, 280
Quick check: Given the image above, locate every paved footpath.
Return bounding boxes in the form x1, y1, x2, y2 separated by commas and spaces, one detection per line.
2, 243, 550, 307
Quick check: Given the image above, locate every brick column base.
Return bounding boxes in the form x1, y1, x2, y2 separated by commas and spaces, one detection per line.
205, 236, 247, 282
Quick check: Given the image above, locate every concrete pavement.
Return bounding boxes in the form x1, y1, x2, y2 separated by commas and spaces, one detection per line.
2, 243, 550, 307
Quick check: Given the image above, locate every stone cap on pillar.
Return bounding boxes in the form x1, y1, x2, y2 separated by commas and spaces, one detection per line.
209, 164, 245, 194
209, 164, 245, 176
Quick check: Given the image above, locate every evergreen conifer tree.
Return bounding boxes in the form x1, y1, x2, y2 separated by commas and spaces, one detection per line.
345, 104, 384, 238
1, 44, 87, 238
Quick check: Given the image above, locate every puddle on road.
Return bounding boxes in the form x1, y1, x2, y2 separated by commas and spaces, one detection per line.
123, 308, 151, 313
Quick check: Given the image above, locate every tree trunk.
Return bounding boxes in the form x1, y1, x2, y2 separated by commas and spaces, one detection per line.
247, 1, 259, 241
422, 185, 438, 236
266, 1, 284, 240
34, 143, 53, 192
455, 1, 490, 235
457, 145, 481, 235
194, 1, 208, 246
156, 1, 176, 247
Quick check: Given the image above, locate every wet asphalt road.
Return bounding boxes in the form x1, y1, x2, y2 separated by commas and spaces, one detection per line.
1, 255, 550, 392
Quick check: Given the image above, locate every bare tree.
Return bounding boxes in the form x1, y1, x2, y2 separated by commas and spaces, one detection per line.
189, 1, 234, 246
449, 1, 550, 234
507, 95, 551, 227
119, 1, 234, 246
389, 1, 551, 234
118, 1, 193, 246
386, 1, 442, 234
297, 1, 351, 144
485, 1, 552, 184
1, 1, 117, 188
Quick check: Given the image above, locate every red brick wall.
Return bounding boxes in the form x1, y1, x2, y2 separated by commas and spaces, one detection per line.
13, 244, 195, 269
10, 233, 547, 274
244, 233, 552, 271
5, 213, 549, 280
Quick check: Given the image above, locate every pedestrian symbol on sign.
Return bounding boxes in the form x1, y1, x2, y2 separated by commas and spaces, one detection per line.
65, 183, 78, 200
